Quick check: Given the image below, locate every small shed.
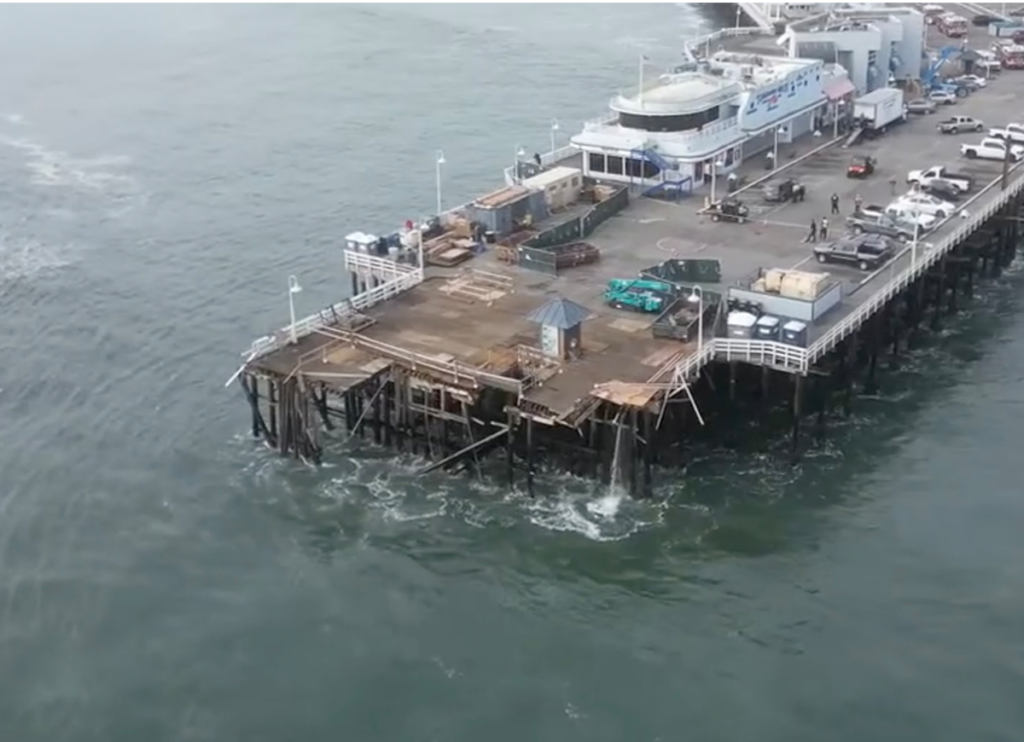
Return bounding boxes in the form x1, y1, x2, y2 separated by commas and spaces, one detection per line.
521, 166, 583, 210
467, 185, 547, 238
525, 296, 590, 360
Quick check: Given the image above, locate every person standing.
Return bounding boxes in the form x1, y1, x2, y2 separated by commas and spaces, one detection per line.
831, 192, 840, 214
805, 218, 818, 243
820, 217, 829, 241
889, 175, 898, 196
854, 193, 863, 214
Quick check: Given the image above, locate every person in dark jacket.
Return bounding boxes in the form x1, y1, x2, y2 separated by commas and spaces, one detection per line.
805, 218, 817, 243
831, 192, 840, 214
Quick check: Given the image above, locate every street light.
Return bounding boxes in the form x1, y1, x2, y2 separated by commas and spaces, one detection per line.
773, 124, 788, 168
435, 149, 445, 216
912, 220, 920, 269
550, 118, 559, 158
687, 285, 704, 357
514, 145, 526, 183
735, 5, 741, 29
709, 157, 726, 204
288, 275, 302, 344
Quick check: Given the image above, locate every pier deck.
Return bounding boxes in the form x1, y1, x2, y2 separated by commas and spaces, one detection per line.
252, 73, 1024, 414
235, 14, 1024, 489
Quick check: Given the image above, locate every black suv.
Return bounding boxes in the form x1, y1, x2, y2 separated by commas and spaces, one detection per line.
814, 233, 896, 271
761, 177, 803, 202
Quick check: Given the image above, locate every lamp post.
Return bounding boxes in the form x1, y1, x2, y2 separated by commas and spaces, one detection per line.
709, 157, 725, 204
735, 5, 741, 29
288, 275, 302, 344
773, 124, 788, 168
514, 145, 526, 183
687, 285, 704, 357
912, 220, 919, 270
435, 149, 445, 216
550, 119, 559, 159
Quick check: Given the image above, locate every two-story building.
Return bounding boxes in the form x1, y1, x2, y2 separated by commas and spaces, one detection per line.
781, 7, 926, 92
569, 51, 835, 189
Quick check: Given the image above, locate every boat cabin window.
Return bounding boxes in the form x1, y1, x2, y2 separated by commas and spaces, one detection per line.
618, 107, 721, 132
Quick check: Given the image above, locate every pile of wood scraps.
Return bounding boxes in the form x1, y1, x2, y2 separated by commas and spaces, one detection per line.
422, 216, 485, 267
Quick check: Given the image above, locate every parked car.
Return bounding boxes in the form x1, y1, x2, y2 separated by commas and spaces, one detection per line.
937, 116, 985, 134
814, 233, 896, 271
856, 204, 887, 220
906, 165, 974, 193
989, 123, 1024, 143
972, 13, 1000, 26
847, 213, 929, 243
960, 137, 1024, 161
919, 179, 964, 203
906, 98, 938, 115
708, 197, 749, 223
951, 75, 987, 91
930, 89, 958, 105
761, 177, 803, 203
884, 204, 941, 230
892, 192, 957, 219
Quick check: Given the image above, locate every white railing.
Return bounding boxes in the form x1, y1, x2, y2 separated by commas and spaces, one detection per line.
504, 144, 580, 186
715, 338, 807, 369
668, 163, 1024, 381
344, 249, 419, 283
583, 111, 620, 131
683, 25, 772, 61
245, 264, 423, 362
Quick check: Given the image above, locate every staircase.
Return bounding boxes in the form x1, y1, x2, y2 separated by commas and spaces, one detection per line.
635, 147, 678, 172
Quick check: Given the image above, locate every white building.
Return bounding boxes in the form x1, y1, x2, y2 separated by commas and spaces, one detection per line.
781, 7, 926, 93
570, 51, 832, 189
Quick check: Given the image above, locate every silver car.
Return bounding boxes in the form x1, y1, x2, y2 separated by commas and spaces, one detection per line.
906, 98, 938, 115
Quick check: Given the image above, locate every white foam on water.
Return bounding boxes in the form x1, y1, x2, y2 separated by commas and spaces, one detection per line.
586, 490, 623, 520
0, 234, 72, 281
2, 113, 27, 125
0, 135, 145, 215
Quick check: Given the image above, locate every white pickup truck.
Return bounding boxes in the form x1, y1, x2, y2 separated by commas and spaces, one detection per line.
988, 123, 1024, 143
960, 137, 1024, 162
906, 165, 974, 193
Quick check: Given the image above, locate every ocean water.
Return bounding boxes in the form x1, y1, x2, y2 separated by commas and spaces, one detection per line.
1, 4, 1023, 741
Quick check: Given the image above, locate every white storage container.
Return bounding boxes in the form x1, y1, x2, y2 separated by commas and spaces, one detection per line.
727, 311, 758, 339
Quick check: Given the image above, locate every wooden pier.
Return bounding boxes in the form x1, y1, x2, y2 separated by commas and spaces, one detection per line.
232, 60, 1024, 497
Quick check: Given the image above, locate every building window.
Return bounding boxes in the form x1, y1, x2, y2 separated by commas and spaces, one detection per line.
606, 155, 624, 175
588, 152, 606, 173
618, 107, 721, 133
626, 158, 642, 178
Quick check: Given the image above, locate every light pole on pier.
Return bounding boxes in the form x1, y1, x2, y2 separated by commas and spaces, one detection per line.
514, 145, 526, 184
688, 285, 704, 358
435, 149, 445, 216
773, 124, 788, 168
288, 275, 302, 344
550, 119, 559, 160
709, 157, 725, 205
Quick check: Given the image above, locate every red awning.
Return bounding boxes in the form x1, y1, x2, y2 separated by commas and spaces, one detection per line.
825, 78, 856, 101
